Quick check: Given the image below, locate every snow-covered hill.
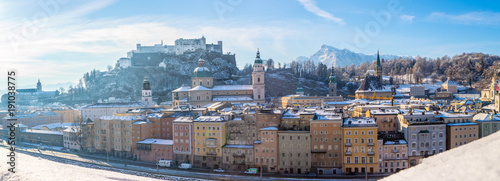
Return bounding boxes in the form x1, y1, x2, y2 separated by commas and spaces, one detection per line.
295, 45, 410, 67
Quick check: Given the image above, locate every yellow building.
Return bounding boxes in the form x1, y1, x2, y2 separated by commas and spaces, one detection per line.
193, 116, 227, 169
342, 117, 378, 174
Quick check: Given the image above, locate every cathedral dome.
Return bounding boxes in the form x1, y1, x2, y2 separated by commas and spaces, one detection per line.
192, 58, 213, 78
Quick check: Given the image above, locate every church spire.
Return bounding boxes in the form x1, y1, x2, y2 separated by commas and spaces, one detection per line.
329, 67, 336, 83
255, 48, 262, 64
376, 49, 381, 67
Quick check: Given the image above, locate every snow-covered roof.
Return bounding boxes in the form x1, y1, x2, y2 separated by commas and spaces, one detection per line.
224, 144, 253, 149
369, 109, 401, 115
32, 123, 74, 130
63, 126, 81, 133
260, 127, 278, 131
473, 113, 500, 122
132, 120, 152, 125
384, 139, 407, 145
211, 85, 253, 91
172, 86, 191, 92
137, 139, 173, 145
100, 115, 143, 121
188, 85, 211, 91
435, 112, 472, 118
82, 102, 146, 109
22, 129, 62, 135
194, 116, 225, 122
173, 116, 194, 123
343, 117, 376, 127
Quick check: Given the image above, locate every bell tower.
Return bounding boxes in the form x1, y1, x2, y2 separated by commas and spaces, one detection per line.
142, 75, 153, 107
252, 48, 265, 103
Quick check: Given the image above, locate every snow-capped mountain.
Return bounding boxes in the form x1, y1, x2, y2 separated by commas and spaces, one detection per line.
295, 45, 410, 67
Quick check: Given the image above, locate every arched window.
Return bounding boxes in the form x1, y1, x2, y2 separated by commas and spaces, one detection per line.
258, 77, 261, 82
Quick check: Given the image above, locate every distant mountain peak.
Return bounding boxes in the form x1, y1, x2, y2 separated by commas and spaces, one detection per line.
296, 45, 410, 68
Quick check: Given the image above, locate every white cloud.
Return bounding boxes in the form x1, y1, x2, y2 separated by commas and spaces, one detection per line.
400, 14, 415, 23
427, 11, 500, 25
297, 0, 344, 25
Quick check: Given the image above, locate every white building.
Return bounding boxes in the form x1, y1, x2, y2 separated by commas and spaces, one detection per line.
410, 85, 425, 97
63, 126, 81, 151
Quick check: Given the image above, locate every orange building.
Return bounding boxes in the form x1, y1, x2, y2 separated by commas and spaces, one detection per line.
136, 139, 174, 162
254, 127, 279, 173
367, 109, 400, 133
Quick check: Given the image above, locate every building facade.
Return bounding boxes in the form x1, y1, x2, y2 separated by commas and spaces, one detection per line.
342, 118, 378, 174
193, 116, 227, 169
278, 131, 311, 175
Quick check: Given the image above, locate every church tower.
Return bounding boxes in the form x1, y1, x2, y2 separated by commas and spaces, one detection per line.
36, 79, 42, 92
375, 49, 383, 82
329, 68, 337, 96
252, 48, 265, 103
142, 75, 153, 107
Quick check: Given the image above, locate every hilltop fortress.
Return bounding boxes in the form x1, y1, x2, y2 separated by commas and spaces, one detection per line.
117, 36, 235, 68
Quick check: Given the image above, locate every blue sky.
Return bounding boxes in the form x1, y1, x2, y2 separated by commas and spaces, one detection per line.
1, 0, 499, 90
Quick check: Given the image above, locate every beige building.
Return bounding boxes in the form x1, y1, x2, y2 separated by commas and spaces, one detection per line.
446, 123, 479, 150
222, 145, 254, 171
278, 131, 311, 174
93, 115, 142, 157
435, 112, 473, 123
441, 77, 458, 93
54, 109, 81, 123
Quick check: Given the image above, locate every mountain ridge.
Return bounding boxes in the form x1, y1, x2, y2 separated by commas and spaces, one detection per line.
294, 44, 411, 67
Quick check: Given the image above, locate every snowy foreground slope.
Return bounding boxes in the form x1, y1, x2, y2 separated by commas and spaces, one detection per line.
382, 131, 500, 181
0, 148, 163, 181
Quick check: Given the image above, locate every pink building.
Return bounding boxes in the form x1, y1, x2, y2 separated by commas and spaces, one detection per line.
377, 133, 408, 173
136, 139, 174, 162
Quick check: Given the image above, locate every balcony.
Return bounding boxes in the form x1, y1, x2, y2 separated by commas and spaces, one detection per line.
345, 143, 352, 147
233, 160, 245, 165
367, 143, 375, 146
367, 151, 375, 155
233, 153, 245, 157
345, 151, 352, 155
207, 152, 217, 156
392, 149, 399, 153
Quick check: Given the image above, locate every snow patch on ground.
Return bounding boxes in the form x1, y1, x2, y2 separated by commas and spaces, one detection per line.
0, 147, 205, 181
